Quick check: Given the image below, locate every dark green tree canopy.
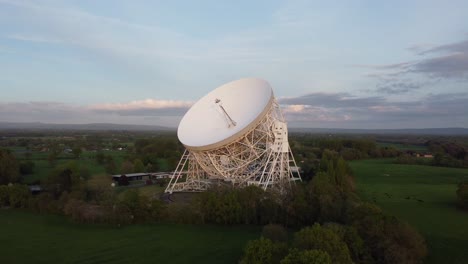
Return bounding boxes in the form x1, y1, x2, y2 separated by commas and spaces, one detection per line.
0, 148, 20, 184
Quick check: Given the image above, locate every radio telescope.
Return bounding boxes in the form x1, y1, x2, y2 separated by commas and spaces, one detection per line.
165, 78, 301, 193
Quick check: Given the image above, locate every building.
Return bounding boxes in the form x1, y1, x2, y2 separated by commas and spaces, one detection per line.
111, 173, 151, 182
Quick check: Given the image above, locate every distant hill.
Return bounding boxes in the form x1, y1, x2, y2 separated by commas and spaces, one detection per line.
1, 122, 467, 135
289, 127, 468, 135
0, 122, 172, 131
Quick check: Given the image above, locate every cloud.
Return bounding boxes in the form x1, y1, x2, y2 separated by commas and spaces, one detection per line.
279, 92, 468, 128
0, 99, 191, 126
7, 34, 63, 44
412, 53, 468, 78
90, 99, 192, 116
0, 92, 467, 129
420, 39, 468, 55
374, 79, 423, 94
279, 93, 385, 108
366, 37, 468, 82
282, 105, 352, 122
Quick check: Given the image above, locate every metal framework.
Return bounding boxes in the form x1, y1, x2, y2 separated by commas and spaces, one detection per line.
165, 100, 301, 193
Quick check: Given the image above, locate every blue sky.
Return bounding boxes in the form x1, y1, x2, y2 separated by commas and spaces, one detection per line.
0, 0, 467, 128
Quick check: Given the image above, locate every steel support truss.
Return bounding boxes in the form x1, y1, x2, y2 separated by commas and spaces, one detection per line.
165, 100, 301, 193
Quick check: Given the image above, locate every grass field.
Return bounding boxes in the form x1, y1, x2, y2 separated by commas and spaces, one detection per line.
350, 159, 468, 264
0, 210, 259, 264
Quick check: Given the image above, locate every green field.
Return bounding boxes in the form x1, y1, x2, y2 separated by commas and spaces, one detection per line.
0, 210, 259, 264
350, 159, 468, 264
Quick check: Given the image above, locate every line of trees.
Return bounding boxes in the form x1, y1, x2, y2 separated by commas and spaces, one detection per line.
290, 137, 401, 181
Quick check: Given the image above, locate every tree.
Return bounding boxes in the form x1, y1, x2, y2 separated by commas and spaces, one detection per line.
72, 147, 82, 159
133, 159, 145, 172
324, 223, 372, 263
48, 152, 57, 167
95, 152, 105, 164
7, 184, 31, 208
87, 174, 114, 202
262, 224, 288, 243
349, 203, 427, 264
0, 185, 9, 206
121, 160, 134, 174
45, 162, 81, 197
240, 237, 288, 264
0, 148, 20, 184
19, 161, 35, 175
308, 172, 347, 223
293, 223, 353, 264
280, 248, 331, 264
0, 184, 31, 208
457, 182, 468, 210
105, 157, 117, 174
145, 162, 159, 173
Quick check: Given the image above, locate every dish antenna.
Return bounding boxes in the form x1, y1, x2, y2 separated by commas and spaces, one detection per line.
165, 78, 301, 193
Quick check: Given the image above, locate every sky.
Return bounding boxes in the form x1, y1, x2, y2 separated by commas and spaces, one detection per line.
0, 0, 467, 129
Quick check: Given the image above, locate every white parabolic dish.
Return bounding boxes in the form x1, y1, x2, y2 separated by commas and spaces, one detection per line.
178, 78, 274, 151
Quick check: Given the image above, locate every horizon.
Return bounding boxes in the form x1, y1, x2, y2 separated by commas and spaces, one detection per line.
1, 120, 467, 131
1, 1, 467, 129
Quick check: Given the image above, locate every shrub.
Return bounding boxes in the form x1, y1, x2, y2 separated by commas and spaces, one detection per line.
280, 248, 331, 264
240, 237, 288, 264
262, 224, 288, 243
350, 203, 427, 264
293, 223, 353, 264
457, 182, 468, 210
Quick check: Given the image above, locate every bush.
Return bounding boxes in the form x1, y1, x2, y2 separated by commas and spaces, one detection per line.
280, 248, 331, 264
0, 184, 31, 208
0, 149, 20, 184
31, 192, 61, 214
323, 223, 372, 263
8, 184, 31, 208
262, 224, 288, 243
350, 203, 427, 264
0, 185, 9, 206
457, 182, 468, 210
240, 237, 288, 264
293, 223, 353, 264
19, 161, 35, 175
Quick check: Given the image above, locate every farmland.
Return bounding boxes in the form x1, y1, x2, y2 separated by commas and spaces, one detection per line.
0, 210, 259, 264
350, 159, 468, 264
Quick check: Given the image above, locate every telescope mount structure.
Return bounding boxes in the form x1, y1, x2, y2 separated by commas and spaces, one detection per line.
165, 78, 301, 193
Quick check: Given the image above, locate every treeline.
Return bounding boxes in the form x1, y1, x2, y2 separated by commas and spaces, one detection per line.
428, 140, 468, 168
96, 135, 185, 174
0, 171, 165, 225
291, 136, 401, 161
395, 139, 468, 168
290, 136, 401, 181
131, 136, 184, 170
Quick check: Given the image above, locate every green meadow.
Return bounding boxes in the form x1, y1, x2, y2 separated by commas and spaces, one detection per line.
350, 159, 468, 264
0, 210, 259, 264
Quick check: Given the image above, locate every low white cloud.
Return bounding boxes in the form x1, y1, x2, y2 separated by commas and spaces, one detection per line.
7, 33, 63, 44
90, 99, 193, 111
0, 92, 467, 129
0, 99, 191, 126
